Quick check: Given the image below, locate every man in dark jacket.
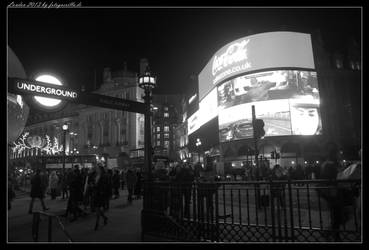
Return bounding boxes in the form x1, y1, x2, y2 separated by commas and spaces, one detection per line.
125, 167, 137, 203
28, 169, 49, 214
175, 164, 194, 218
64, 165, 85, 221
103, 169, 113, 210
134, 170, 142, 200
8, 176, 16, 210
112, 169, 121, 199
318, 142, 346, 241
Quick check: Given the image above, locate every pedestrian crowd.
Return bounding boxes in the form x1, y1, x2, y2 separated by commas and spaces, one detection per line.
24, 162, 143, 230
9, 143, 361, 239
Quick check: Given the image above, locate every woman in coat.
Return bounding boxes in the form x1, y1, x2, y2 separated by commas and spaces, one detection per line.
134, 170, 142, 200
48, 171, 59, 200
125, 168, 137, 203
93, 165, 108, 230
28, 169, 49, 214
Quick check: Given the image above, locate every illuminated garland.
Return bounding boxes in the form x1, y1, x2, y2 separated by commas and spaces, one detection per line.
12, 132, 32, 154
11, 132, 64, 156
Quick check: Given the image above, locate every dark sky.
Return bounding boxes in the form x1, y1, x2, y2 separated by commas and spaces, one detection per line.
7, 7, 361, 95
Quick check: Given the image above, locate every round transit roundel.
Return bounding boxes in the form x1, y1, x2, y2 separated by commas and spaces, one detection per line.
33, 74, 63, 107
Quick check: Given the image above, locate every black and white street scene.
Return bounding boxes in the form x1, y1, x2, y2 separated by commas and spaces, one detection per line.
7, 5, 362, 244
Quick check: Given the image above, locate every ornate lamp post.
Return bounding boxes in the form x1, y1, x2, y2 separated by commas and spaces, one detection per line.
196, 138, 202, 164
62, 124, 68, 178
138, 66, 156, 180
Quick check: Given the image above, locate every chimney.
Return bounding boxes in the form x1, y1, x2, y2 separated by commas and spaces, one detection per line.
139, 58, 149, 75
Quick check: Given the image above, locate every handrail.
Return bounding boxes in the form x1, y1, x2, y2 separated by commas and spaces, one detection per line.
142, 178, 361, 242
32, 211, 73, 242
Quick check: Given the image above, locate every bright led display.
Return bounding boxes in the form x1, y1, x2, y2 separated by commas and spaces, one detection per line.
199, 88, 218, 126
187, 110, 201, 135
199, 31, 315, 101
34, 74, 62, 107
217, 70, 321, 142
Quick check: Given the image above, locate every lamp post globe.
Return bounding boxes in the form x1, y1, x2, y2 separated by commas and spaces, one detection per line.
138, 66, 156, 181
62, 123, 68, 179
138, 66, 156, 90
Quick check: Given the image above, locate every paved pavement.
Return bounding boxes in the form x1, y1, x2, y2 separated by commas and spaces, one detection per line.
7, 189, 145, 243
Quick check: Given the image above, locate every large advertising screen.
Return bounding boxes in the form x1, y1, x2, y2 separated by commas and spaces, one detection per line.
188, 88, 218, 136
199, 31, 315, 101
218, 70, 321, 142
188, 110, 201, 136
199, 88, 218, 126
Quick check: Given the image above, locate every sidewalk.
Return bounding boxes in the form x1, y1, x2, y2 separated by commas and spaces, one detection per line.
8, 190, 143, 243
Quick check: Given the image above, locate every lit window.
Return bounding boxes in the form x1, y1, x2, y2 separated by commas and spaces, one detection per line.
156, 126, 160, 132
157, 134, 161, 139
157, 140, 161, 146
164, 140, 169, 148
164, 112, 169, 118
164, 126, 169, 132
164, 107, 168, 111
164, 133, 169, 139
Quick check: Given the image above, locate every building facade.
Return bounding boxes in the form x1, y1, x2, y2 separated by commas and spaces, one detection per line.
181, 29, 361, 171
9, 59, 150, 167
152, 94, 181, 161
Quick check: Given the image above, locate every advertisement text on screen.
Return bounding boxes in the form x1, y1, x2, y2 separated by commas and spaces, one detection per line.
212, 39, 250, 76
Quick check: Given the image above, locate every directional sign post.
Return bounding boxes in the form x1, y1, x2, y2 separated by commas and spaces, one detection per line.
78, 92, 147, 114
8, 77, 148, 114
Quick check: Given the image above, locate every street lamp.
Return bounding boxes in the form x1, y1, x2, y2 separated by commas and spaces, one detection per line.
62, 124, 68, 178
138, 66, 156, 180
196, 138, 202, 164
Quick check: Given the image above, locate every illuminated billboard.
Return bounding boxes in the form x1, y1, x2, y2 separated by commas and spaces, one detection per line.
217, 70, 321, 142
188, 110, 201, 136
199, 88, 218, 126
199, 31, 315, 101
188, 88, 218, 136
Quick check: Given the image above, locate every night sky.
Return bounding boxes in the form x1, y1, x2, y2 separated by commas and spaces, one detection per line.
8, 7, 361, 95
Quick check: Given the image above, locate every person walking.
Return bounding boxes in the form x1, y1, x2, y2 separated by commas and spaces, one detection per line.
120, 169, 126, 191
28, 169, 49, 214
175, 163, 194, 218
270, 164, 287, 208
40, 170, 49, 198
8, 175, 16, 210
85, 166, 97, 213
112, 169, 121, 199
104, 169, 113, 210
93, 164, 108, 230
61, 170, 69, 199
318, 142, 356, 241
65, 166, 85, 221
125, 167, 137, 203
48, 171, 59, 200
134, 170, 142, 200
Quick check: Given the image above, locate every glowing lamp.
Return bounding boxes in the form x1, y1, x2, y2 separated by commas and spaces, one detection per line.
138, 67, 156, 90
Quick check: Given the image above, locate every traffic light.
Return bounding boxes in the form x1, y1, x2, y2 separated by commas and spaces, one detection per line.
253, 118, 265, 139
271, 151, 275, 159
276, 152, 280, 159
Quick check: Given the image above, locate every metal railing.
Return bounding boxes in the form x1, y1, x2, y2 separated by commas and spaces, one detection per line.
32, 211, 73, 242
141, 179, 361, 242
